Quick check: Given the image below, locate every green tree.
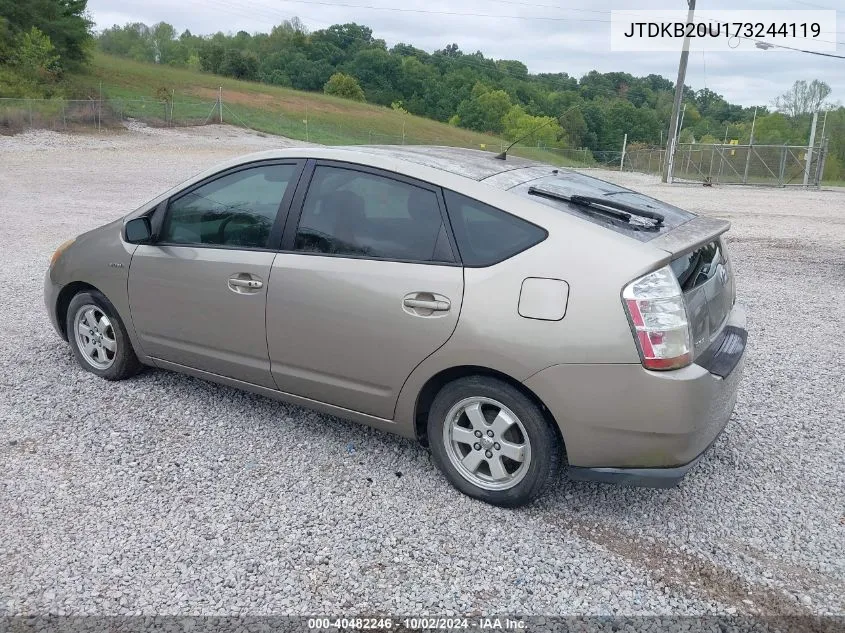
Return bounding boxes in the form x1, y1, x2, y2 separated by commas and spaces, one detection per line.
312, 23, 375, 59
198, 41, 225, 73
291, 55, 334, 91
11, 26, 59, 80
323, 72, 365, 101
151, 22, 178, 64
559, 107, 587, 147
502, 105, 562, 145
346, 48, 401, 105
98, 23, 155, 62
823, 107, 845, 181
0, 0, 91, 68
219, 48, 258, 80
456, 86, 512, 133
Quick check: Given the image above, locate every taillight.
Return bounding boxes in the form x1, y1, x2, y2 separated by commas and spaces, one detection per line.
623, 265, 691, 371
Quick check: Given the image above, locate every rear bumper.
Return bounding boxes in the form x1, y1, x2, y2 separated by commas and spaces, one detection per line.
523, 303, 747, 487
566, 427, 723, 488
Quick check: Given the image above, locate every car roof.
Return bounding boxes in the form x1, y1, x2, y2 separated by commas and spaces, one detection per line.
351, 145, 539, 181
245, 145, 551, 188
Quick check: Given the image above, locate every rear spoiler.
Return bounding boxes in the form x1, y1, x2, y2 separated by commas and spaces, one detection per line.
649, 216, 731, 258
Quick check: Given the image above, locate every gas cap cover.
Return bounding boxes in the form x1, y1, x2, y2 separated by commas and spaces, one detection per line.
518, 277, 569, 321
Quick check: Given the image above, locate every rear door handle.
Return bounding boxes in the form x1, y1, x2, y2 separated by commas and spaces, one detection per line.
229, 278, 263, 289
403, 297, 450, 311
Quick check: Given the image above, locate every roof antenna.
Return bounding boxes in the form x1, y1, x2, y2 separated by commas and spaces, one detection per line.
494, 104, 582, 160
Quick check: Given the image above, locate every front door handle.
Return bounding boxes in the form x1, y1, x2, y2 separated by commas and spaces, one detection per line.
228, 275, 264, 294
403, 297, 450, 311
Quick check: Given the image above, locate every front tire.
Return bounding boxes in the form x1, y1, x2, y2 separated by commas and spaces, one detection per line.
66, 290, 142, 381
428, 376, 561, 507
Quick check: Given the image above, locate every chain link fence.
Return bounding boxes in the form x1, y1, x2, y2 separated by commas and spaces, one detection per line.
0, 96, 223, 132
621, 142, 828, 187
4, 96, 827, 186
0, 96, 602, 168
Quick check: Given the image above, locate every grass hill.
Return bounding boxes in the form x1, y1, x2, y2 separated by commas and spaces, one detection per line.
65, 53, 589, 166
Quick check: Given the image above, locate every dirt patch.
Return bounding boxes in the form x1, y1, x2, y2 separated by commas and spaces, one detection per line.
546, 514, 841, 628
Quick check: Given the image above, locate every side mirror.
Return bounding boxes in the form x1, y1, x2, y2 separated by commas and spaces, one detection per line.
124, 217, 152, 244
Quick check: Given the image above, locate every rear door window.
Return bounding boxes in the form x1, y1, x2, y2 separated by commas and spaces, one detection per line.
443, 190, 547, 267
294, 165, 455, 262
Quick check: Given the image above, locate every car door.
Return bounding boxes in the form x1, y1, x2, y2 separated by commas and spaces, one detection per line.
266, 161, 464, 419
128, 161, 303, 388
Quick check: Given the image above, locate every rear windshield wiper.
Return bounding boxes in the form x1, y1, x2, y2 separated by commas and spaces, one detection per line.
527, 187, 665, 230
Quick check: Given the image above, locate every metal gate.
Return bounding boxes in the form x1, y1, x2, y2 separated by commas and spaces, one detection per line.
667, 142, 828, 187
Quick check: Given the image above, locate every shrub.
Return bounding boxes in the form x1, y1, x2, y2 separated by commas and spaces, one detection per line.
323, 72, 365, 102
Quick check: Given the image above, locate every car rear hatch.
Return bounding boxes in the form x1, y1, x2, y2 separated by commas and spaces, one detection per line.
510, 171, 736, 361
650, 217, 736, 359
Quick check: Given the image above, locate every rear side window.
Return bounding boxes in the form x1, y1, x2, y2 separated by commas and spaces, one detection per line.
443, 191, 546, 267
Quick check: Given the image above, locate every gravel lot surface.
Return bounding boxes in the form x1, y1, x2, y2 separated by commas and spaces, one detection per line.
1, 125, 843, 619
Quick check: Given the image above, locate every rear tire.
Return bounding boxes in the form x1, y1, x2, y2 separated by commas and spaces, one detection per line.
66, 290, 142, 381
427, 376, 561, 507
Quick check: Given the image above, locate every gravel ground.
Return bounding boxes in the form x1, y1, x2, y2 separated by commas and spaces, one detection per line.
1, 125, 843, 620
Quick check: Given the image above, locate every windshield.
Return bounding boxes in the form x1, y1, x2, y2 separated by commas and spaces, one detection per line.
509, 171, 694, 242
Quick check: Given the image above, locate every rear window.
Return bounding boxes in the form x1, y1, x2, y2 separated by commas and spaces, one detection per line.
443, 190, 547, 267
509, 172, 694, 242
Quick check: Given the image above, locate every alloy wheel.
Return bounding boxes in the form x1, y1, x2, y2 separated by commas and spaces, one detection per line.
442, 396, 532, 491
73, 304, 117, 370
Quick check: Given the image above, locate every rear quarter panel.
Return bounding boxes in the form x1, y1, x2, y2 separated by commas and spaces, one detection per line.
393, 183, 669, 428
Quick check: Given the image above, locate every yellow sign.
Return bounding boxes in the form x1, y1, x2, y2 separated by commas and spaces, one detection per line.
729, 139, 738, 155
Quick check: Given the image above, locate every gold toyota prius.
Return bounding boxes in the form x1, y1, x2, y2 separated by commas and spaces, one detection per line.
45, 146, 747, 507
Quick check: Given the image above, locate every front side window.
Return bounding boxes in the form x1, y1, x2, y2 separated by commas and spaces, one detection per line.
161, 164, 297, 248
444, 190, 547, 267
294, 166, 454, 262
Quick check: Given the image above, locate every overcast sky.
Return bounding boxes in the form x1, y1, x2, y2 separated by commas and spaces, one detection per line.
87, 0, 843, 107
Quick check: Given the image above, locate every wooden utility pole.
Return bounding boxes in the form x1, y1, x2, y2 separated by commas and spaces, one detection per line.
662, 0, 696, 183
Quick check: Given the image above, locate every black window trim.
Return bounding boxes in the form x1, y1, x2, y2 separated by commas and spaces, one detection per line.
150, 159, 307, 252
441, 188, 549, 268
279, 159, 461, 267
